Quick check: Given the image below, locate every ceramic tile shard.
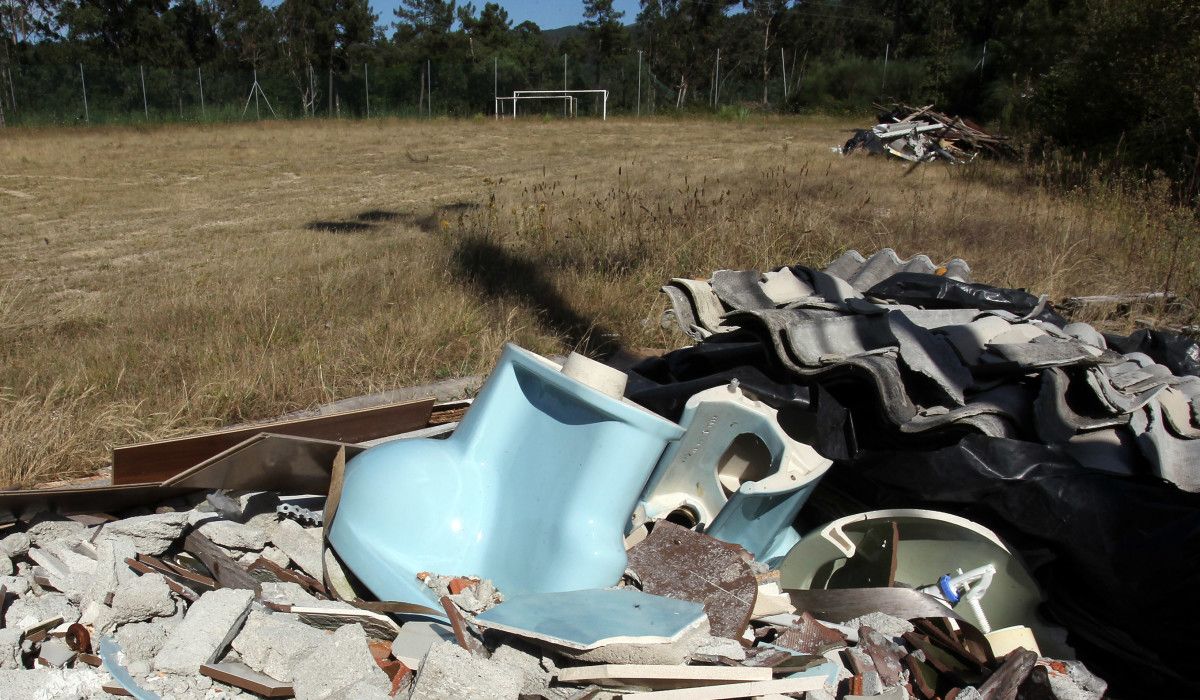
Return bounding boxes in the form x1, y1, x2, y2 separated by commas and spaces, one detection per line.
625, 522, 758, 641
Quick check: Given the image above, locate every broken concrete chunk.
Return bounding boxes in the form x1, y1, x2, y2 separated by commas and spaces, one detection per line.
0, 575, 30, 597
0, 667, 106, 698
86, 538, 138, 608
491, 644, 553, 695
0, 531, 31, 558
232, 610, 328, 683
154, 588, 254, 675
199, 520, 269, 551
4, 592, 80, 629
0, 629, 21, 670
24, 517, 88, 547
390, 620, 458, 669
259, 581, 322, 608
96, 511, 189, 555
0, 555, 12, 578
270, 519, 324, 580
102, 572, 176, 631
115, 618, 179, 663
410, 641, 524, 700
840, 612, 914, 639
291, 623, 392, 700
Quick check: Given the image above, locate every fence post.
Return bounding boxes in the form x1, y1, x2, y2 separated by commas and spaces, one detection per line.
637, 50, 643, 117
140, 65, 149, 120
79, 63, 89, 125
198, 68, 206, 118
780, 47, 788, 100
881, 43, 889, 98
5, 67, 15, 113
427, 59, 431, 117
364, 63, 369, 118
328, 66, 333, 115
493, 56, 498, 119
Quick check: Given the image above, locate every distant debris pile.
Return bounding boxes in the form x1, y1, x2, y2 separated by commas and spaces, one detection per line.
841, 104, 1011, 163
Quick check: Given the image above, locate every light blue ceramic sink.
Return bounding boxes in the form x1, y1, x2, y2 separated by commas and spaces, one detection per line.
328, 344, 685, 607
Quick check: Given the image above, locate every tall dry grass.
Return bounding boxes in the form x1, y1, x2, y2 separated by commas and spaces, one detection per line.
0, 116, 1195, 487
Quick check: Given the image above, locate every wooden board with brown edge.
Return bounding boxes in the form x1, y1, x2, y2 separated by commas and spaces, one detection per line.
625, 521, 758, 642
139, 554, 218, 591
183, 531, 261, 595
161, 433, 367, 493
201, 662, 295, 698
246, 557, 328, 597
112, 397, 435, 485
289, 606, 400, 641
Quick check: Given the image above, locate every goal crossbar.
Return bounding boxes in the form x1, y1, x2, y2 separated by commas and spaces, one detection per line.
511, 89, 608, 120
495, 94, 578, 119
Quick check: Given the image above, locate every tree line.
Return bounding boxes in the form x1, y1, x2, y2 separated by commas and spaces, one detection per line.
0, 0, 1196, 184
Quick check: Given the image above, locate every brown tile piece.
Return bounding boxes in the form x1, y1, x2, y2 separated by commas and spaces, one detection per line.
773, 612, 848, 654
858, 625, 906, 686
625, 521, 758, 641
200, 661, 295, 698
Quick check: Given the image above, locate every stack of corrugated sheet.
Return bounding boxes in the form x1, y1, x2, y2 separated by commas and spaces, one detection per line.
660, 249, 1200, 491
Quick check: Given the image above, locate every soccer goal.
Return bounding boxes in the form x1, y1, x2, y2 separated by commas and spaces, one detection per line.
496, 89, 609, 120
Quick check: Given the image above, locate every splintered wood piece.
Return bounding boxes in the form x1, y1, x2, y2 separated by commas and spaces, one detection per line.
183, 531, 261, 595
625, 521, 758, 641
137, 554, 217, 590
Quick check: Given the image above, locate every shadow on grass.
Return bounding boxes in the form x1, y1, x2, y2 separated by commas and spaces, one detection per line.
306, 202, 481, 234
452, 234, 619, 357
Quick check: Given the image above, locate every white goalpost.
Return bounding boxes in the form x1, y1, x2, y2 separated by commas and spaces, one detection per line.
494, 89, 609, 120
495, 94, 578, 119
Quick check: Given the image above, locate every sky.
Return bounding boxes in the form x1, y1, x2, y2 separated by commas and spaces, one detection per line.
372, 1, 643, 30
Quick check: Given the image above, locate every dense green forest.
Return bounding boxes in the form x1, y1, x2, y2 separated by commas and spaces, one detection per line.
0, 0, 1197, 185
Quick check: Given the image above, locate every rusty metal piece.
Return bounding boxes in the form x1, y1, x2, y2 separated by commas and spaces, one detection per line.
625, 521, 758, 641
65, 623, 91, 654
773, 612, 848, 654
858, 626, 906, 686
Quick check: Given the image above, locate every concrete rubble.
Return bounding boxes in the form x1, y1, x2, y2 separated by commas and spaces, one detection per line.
3, 248, 1188, 698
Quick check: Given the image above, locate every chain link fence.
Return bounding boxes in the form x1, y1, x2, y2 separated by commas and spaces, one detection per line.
0, 50, 812, 127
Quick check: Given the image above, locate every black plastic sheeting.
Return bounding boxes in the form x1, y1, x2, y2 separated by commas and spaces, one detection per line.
1104, 328, 1200, 378
627, 341, 811, 422
865, 272, 1068, 325
813, 435, 1200, 699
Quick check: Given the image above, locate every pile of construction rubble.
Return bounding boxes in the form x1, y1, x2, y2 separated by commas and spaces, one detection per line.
1, 249, 1196, 699
840, 106, 1011, 163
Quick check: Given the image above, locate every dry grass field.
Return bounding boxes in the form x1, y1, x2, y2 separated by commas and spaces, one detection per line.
2, 116, 1197, 488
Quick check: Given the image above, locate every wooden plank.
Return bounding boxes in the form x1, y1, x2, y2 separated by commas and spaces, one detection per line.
557, 664, 772, 686
0, 483, 195, 517
112, 398, 435, 485
183, 531, 261, 595
622, 676, 826, 699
